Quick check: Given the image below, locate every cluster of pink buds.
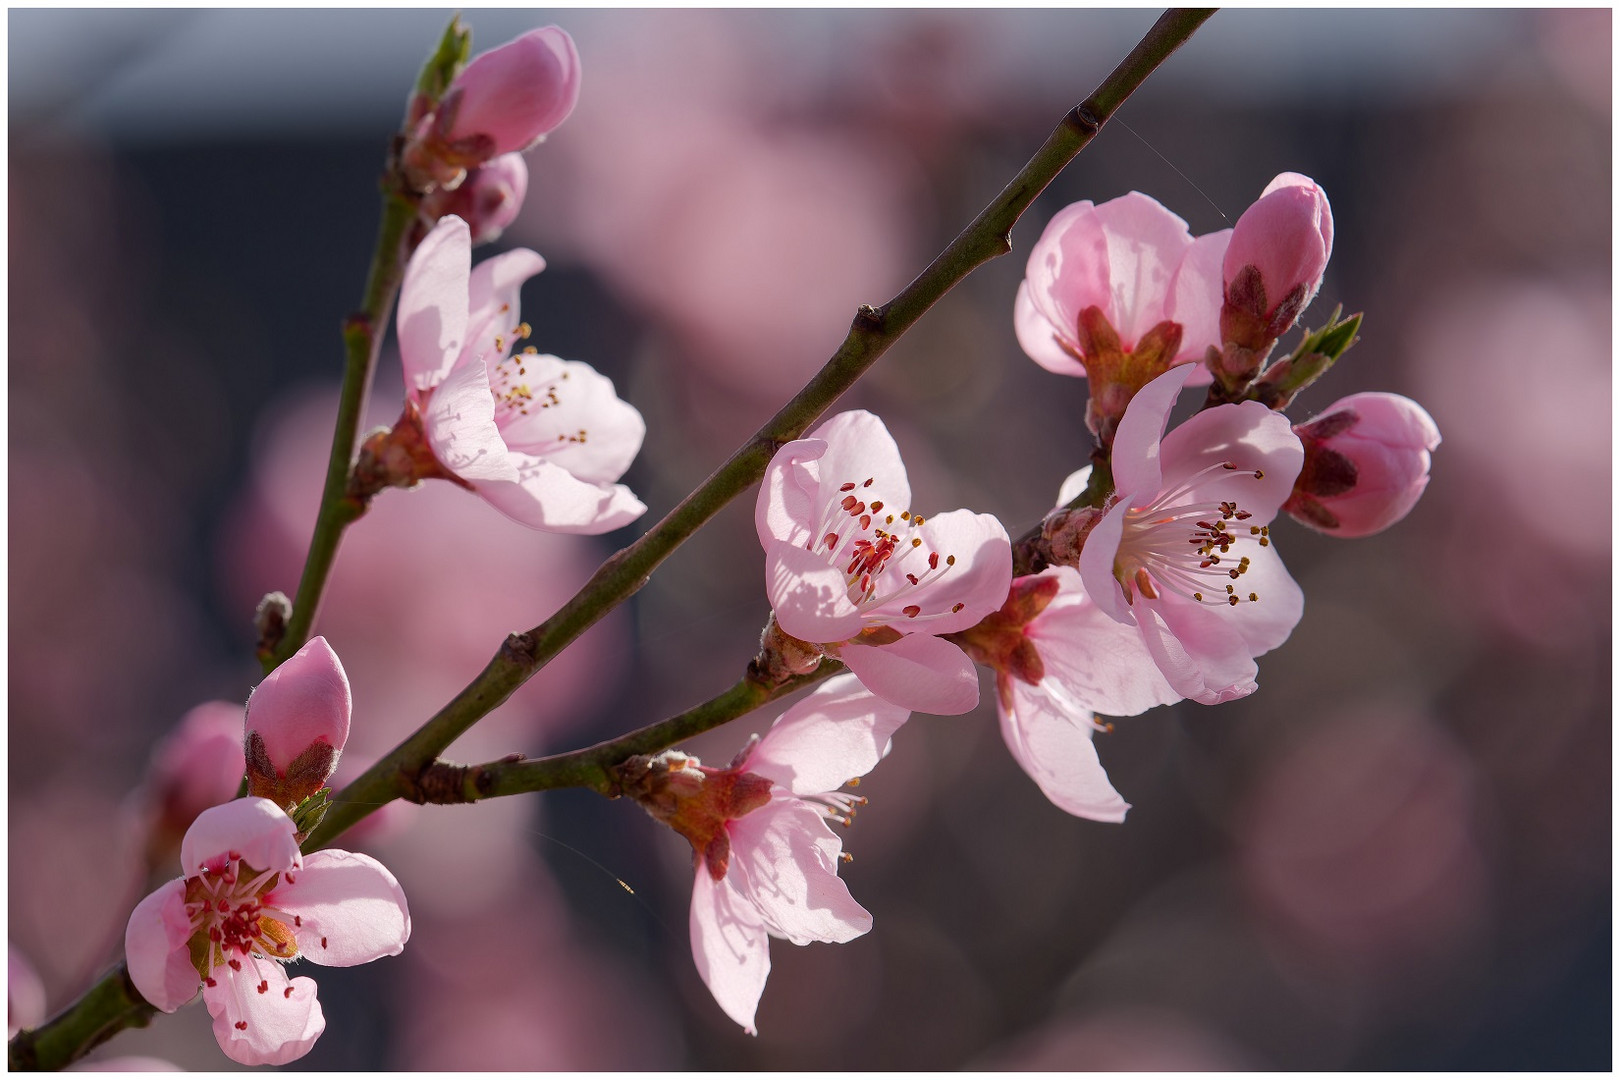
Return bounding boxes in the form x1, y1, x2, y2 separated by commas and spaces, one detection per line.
402, 26, 581, 242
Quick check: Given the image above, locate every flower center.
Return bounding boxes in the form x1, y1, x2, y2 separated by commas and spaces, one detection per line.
806, 477, 965, 625
1114, 460, 1272, 607
183, 856, 300, 985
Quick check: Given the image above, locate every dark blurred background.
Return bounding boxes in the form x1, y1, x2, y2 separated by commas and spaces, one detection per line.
9, 8, 1611, 1070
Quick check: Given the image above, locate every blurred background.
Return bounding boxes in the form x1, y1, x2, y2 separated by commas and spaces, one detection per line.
8, 8, 1610, 1070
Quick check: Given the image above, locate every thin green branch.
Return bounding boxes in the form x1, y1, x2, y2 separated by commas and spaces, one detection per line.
7, 966, 152, 1072
308, 6, 1217, 849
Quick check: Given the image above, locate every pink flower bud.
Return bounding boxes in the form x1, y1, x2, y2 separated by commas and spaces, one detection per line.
142, 702, 246, 865
421, 153, 529, 243
244, 637, 351, 809
1223, 172, 1334, 336
1284, 392, 1440, 538
445, 26, 581, 155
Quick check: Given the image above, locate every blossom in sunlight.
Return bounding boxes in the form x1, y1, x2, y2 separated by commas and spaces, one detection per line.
369, 214, 646, 533
1284, 392, 1441, 538
1014, 192, 1229, 439
125, 799, 409, 1067
625, 675, 907, 1033
244, 637, 350, 811
1222, 171, 1334, 337
1075, 365, 1304, 704
756, 410, 1011, 715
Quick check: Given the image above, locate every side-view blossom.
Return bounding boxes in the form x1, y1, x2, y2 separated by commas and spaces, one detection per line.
622, 675, 908, 1033
125, 798, 410, 1067
421, 152, 529, 244
363, 214, 646, 533
755, 410, 1011, 715
402, 26, 581, 193
1284, 391, 1441, 538
950, 568, 1184, 822
244, 637, 350, 810
1076, 364, 1305, 704
1014, 192, 1229, 440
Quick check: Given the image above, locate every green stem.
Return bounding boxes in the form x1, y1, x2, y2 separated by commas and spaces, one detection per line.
7, 965, 153, 1072
309, 7, 1217, 848
262, 186, 418, 672
402, 661, 843, 807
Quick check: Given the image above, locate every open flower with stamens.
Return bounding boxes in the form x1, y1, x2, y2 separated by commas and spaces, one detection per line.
125, 799, 410, 1066
1077, 364, 1305, 703
623, 675, 907, 1034
755, 411, 1011, 715
374, 214, 645, 533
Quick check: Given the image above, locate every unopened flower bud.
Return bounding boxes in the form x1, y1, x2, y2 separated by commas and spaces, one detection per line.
421, 153, 528, 243
141, 702, 247, 869
1283, 392, 1440, 538
244, 637, 351, 810
1223, 172, 1334, 345
444, 26, 580, 156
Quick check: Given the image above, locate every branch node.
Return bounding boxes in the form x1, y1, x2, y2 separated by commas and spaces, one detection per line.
854, 304, 884, 331
1068, 104, 1103, 135
501, 631, 540, 665
406, 760, 473, 804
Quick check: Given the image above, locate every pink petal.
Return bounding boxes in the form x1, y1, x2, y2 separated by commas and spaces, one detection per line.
862, 509, 1011, 635
473, 455, 646, 534
492, 355, 646, 484
464, 247, 546, 371
747, 673, 910, 795
1090, 191, 1196, 346
998, 681, 1130, 823
180, 799, 301, 878
202, 960, 324, 1067
1131, 598, 1258, 705
1156, 401, 1303, 522
803, 411, 911, 520
1029, 567, 1182, 717
397, 216, 471, 392
245, 636, 351, 772
447, 26, 582, 154
689, 869, 770, 1035
1167, 228, 1230, 366
274, 850, 410, 967
1013, 280, 1085, 376
729, 801, 872, 946
1077, 499, 1132, 624
421, 354, 520, 484
123, 880, 198, 1013
837, 633, 980, 715
756, 437, 829, 548
1109, 364, 1194, 498
1055, 466, 1092, 508
1162, 544, 1303, 660
1023, 199, 1109, 346
764, 540, 865, 645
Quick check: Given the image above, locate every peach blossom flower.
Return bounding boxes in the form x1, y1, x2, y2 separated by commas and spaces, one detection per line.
1284, 392, 1441, 538
243, 637, 350, 810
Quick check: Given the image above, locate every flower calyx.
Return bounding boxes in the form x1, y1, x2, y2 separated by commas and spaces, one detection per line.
349, 403, 470, 504
617, 751, 775, 880
1075, 305, 1185, 445
945, 574, 1061, 688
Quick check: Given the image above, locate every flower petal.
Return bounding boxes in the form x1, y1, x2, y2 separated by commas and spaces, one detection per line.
397, 216, 471, 392
274, 850, 410, 967
838, 633, 979, 715
729, 801, 872, 947
1131, 597, 1259, 705
765, 540, 865, 645
464, 247, 546, 371
421, 354, 521, 484
124, 880, 198, 1013
203, 959, 324, 1067
756, 437, 828, 548
1167, 227, 1230, 367
998, 680, 1129, 823
491, 355, 646, 484
747, 673, 910, 795
1156, 400, 1302, 522
803, 411, 911, 519
1014, 280, 1085, 376
1110, 364, 1194, 498
1091, 191, 1196, 346
473, 455, 646, 534
245, 636, 351, 773
862, 509, 1011, 635
1030, 566, 1182, 717
689, 869, 770, 1035
180, 799, 301, 878
1077, 498, 1132, 624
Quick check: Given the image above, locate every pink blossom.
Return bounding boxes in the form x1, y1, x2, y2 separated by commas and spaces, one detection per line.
1284, 392, 1441, 538
1222, 172, 1334, 334
125, 798, 410, 1067
142, 702, 246, 860
952, 569, 1181, 822
632, 675, 906, 1033
244, 637, 350, 809
1014, 192, 1227, 437
445, 27, 581, 156
1077, 365, 1305, 704
755, 410, 1011, 715
389, 215, 646, 533
421, 152, 529, 244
